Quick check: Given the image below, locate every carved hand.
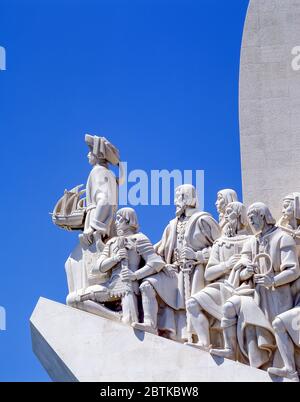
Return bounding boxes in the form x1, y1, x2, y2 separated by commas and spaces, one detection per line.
225, 255, 241, 271
121, 267, 136, 282
115, 248, 128, 262
254, 274, 273, 288
242, 265, 255, 280
81, 227, 95, 246
180, 247, 196, 261
201, 248, 210, 263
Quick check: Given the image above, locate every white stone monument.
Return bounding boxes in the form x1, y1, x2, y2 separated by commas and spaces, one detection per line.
30, 298, 282, 382
30, 135, 299, 383
240, 0, 300, 219
30, 1, 300, 382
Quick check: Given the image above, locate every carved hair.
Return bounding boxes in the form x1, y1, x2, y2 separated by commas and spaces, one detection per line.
226, 201, 248, 228
175, 184, 199, 208
247, 202, 276, 225
116, 208, 139, 232
218, 189, 238, 206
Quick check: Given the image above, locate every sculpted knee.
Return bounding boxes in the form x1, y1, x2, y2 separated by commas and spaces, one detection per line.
186, 298, 201, 315
272, 317, 285, 333
140, 281, 156, 298
222, 301, 237, 319
66, 292, 77, 307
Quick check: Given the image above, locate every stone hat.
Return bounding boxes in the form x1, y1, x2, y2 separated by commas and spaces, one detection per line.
283, 193, 300, 220
85, 134, 120, 166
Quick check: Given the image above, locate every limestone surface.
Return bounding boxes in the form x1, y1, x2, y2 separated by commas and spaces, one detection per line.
30, 298, 288, 382
240, 0, 300, 219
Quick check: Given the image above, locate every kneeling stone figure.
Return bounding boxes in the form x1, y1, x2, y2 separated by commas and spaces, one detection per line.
67, 208, 164, 324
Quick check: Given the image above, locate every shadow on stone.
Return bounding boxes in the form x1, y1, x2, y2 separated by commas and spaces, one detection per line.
268, 374, 284, 383
210, 354, 225, 366
133, 328, 145, 342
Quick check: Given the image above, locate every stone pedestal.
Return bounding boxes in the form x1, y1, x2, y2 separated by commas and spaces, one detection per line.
30, 298, 286, 382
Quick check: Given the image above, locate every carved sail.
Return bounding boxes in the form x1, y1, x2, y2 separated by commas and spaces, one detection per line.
51, 184, 86, 230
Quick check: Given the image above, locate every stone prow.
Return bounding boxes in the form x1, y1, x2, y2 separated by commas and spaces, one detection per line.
30, 297, 287, 382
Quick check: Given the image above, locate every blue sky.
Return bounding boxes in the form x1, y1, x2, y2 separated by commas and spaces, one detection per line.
0, 0, 249, 381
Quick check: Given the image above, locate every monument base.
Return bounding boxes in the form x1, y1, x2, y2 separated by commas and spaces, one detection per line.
30, 297, 288, 382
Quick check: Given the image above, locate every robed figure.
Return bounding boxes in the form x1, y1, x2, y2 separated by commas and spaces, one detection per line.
133, 184, 221, 342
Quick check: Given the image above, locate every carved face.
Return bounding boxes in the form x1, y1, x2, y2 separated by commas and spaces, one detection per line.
215, 193, 226, 214
174, 187, 193, 215
224, 205, 238, 225
247, 208, 265, 234
87, 151, 98, 166
115, 214, 130, 235
282, 199, 294, 221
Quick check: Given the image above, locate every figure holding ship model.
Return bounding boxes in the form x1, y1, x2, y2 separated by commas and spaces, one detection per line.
52, 134, 119, 244
52, 135, 120, 309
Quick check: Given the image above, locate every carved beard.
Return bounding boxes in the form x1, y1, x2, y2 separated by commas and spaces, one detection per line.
176, 204, 186, 217
223, 220, 238, 237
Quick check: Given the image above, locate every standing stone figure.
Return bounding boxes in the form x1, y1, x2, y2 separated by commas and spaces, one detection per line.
267, 193, 300, 382
64, 135, 119, 301
67, 208, 164, 323
133, 184, 221, 341
186, 201, 250, 349
215, 189, 238, 232
211, 203, 300, 370
80, 134, 119, 247
277, 193, 300, 246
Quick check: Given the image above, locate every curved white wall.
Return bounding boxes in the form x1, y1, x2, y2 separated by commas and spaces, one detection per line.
240, 0, 300, 218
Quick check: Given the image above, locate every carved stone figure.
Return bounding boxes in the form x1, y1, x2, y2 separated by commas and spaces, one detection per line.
215, 189, 238, 232
63, 135, 119, 298
266, 193, 300, 382
80, 134, 119, 247
267, 278, 300, 382
132, 184, 221, 341
49, 134, 300, 381
211, 203, 300, 370
277, 193, 300, 247
66, 208, 164, 323
186, 201, 250, 349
